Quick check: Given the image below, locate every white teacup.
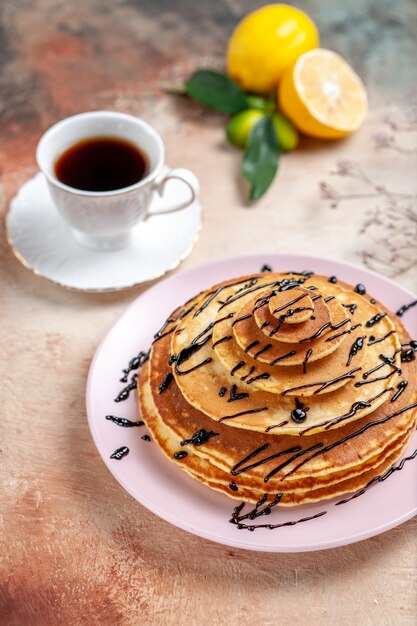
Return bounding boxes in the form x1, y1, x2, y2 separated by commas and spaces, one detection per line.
36, 111, 199, 250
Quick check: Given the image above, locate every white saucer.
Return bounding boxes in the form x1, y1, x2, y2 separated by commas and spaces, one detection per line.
6, 172, 202, 292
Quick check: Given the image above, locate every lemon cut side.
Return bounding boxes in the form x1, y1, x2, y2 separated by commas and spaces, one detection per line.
279, 49, 368, 139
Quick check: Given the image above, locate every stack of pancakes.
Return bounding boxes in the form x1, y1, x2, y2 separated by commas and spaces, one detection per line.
138, 271, 417, 506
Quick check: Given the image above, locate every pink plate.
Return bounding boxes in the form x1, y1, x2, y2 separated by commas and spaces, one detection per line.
86, 254, 417, 552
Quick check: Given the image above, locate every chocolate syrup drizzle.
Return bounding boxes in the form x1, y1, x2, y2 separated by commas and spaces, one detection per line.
230, 361, 245, 375
240, 366, 255, 381
153, 326, 175, 343
346, 335, 366, 366
290, 398, 309, 423
265, 443, 325, 483
218, 280, 281, 312
231, 503, 327, 531
300, 388, 393, 434
173, 334, 213, 376
325, 323, 361, 343
106, 415, 144, 428
212, 335, 232, 349
269, 307, 314, 337
120, 350, 149, 382
302, 349, 313, 374
354, 369, 398, 387
246, 372, 271, 385
158, 372, 173, 394
391, 380, 408, 402
181, 429, 219, 446
231, 444, 301, 477
272, 292, 309, 313
365, 313, 387, 327
115, 374, 138, 402
354, 283, 366, 295
261, 264, 272, 272
250, 278, 306, 314
142, 435, 151, 442
230, 444, 269, 475
336, 448, 417, 505
269, 351, 297, 365
265, 420, 289, 432
219, 406, 268, 423
173, 451, 188, 460
402, 339, 417, 349
110, 446, 129, 460
282, 402, 417, 480
362, 351, 401, 379
192, 277, 261, 318
253, 344, 273, 359
231, 441, 417, 531
299, 318, 350, 344
342, 303, 357, 315
401, 348, 416, 362
368, 330, 396, 346
228, 384, 249, 402
396, 300, 417, 317
281, 368, 361, 396
230, 493, 283, 527
232, 313, 252, 327
287, 270, 314, 277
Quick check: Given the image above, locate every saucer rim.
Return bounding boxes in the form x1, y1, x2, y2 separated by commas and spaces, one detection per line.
5, 172, 202, 293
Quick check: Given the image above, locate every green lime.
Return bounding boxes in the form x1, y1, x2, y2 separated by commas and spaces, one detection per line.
245, 94, 272, 111
271, 112, 299, 151
226, 109, 265, 148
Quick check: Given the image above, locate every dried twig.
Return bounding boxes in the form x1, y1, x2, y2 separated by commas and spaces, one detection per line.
319, 113, 417, 276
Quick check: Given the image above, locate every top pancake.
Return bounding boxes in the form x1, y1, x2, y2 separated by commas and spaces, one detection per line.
268, 288, 315, 324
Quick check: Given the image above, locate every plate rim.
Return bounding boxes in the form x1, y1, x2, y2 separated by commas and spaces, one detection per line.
86, 252, 417, 552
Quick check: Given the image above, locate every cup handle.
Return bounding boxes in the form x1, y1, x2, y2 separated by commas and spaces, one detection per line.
145, 166, 200, 220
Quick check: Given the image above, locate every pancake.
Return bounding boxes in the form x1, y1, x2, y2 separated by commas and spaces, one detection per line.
168, 274, 401, 434
137, 269, 417, 506
140, 362, 416, 505
148, 325, 416, 489
255, 289, 345, 345
268, 288, 316, 324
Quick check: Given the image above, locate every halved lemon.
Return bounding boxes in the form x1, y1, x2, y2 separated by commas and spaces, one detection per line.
278, 48, 368, 139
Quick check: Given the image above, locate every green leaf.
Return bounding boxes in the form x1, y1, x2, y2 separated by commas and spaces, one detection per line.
241, 115, 281, 201
185, 70, 248, 114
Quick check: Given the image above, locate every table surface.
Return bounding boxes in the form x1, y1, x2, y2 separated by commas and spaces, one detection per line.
1, 1, 416, 624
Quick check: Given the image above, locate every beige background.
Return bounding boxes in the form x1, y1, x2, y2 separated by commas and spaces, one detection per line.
2, 105, 416, 626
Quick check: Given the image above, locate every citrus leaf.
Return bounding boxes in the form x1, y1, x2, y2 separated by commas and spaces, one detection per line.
185, 70, 248, 114
241, 115, 280, 201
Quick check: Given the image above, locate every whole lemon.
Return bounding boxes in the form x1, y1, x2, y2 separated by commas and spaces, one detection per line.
227, 4, 319, 95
